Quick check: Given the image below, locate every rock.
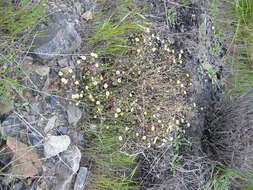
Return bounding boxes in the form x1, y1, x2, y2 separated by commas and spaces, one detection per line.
33, 22, 81, 61
1, 114, 22, 137
67, 105, 82, 126
45, 96, 57, 109
33, 65, 50, 76
82, 11, 93, 21
44, 135, 71, 158
70, 131, 84, 144
0, 102, 14, 116
74, 167, 88, 190
6, 137, 42, 178
0, 146, 12, 167
13, 181, 26, 190
44, 115, 57, 134
54, 146, 81, 190
58, 126, 68, 135
27, 132, 41, 147
58, 58, 69, 67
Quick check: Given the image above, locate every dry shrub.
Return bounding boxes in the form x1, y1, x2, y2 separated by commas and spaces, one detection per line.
203, 90, 253, 189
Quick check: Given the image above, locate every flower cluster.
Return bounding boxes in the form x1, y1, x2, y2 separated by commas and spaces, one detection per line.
58, 30, 194, 151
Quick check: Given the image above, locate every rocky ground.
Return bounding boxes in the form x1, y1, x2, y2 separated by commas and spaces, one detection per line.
0, 0, 228, 190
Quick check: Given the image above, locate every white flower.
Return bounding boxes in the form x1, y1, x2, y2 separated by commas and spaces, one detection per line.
106, 91, 110, 96
142, 136, 146, 140
86, 86, 89, 90
117, 78, 121, 83
96, 101, 100, 105
152, 48, 157, 52
104, 83, 108, 89
93, 81, 97, 86
68, 68, 73, 73
116, 70, 120, 75
125, 127, 129, 131
80, 56, 86, 60
61, 78, 68, 84
135, 37, 140, 42
75, 81, 79, 85
118, 136, 123, 141
95, 63, 99, 68
116, 108, 121, 113
58, 71, 63, 76
136, 133, 139, 137
151, 126, 155, 131
114, 113, 118, 118
90, 52, 98, 58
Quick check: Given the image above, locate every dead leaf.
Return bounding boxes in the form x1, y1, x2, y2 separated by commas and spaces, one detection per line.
0, 102, 13, 115
7, 137, 42, 178
82, 11, 93, 21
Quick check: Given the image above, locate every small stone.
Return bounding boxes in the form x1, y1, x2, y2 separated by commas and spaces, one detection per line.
74, 167, 88, 190
13, 181, 26, 190
67, 105, 82, 126
58, 58, 69, 67
44, 115, 57, 133
44, 135, 71, 158
27, 133, 41, 147
58, 126, 68, 135
82, 11, 93, 20
70, 131, 84, 144
33, 65, 50, 76
1, 114, 22, 137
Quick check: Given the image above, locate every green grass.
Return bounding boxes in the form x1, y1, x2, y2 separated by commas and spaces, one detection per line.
227, 0, 253, 93
0, 0, 46, 103
84, 125, 139, 190
89, 0, 146, 56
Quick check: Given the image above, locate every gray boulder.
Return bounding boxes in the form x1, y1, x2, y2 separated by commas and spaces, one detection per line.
33, 21, 81, 61
54, 146, 81, 190
74, 167, 88, 190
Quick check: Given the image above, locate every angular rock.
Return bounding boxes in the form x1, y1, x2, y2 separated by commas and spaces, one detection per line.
33, 65, 50, 76
54, 146, 81, 190
44, 135, 71, 158
70, 131, 84, 144
6, 137, 42, 178
67, 105, 82, 126
1, 114, 22, 137
44, 115, 57, 134
58, 58, 69, 67
33, 22, 81, 61
58, 126, 68, 135
74, 167, 88, 190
